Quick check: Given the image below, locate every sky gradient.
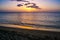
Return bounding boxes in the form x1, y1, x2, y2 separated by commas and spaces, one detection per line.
0, 0, 60, 12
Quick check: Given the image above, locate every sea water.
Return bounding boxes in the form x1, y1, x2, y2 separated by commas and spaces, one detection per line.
0, 13, 60, 28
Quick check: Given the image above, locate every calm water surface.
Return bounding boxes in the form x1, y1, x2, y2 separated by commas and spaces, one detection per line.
0, 13, 60, 28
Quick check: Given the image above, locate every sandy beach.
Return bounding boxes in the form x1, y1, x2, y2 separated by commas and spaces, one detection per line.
0, 24, 60, 40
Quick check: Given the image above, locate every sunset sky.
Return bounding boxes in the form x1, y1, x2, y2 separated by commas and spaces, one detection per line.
0, 0, 60, 12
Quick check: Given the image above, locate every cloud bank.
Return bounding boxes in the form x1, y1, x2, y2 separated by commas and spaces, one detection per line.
11, 0, 41, 9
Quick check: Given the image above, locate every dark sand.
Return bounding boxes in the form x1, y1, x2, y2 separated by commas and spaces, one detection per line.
0, 26, 60, 40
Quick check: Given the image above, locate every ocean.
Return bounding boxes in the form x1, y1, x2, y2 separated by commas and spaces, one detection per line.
0, 12, 60, 29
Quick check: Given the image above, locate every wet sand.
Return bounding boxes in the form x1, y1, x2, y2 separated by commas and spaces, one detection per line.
0, 23, 60, 32
0, 24, 60, 40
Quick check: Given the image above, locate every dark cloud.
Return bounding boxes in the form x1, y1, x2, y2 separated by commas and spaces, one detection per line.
17, 0, 23, 1
17, 0, 29, 2
27, 5, 41, 9
31, 3, 36, 6
25, 3, 41, 9
25, 3, 36, 6
25, 3, 31, 5
17, 4, 23, 7
11, 0, 24, 1
11, 0, 29, 2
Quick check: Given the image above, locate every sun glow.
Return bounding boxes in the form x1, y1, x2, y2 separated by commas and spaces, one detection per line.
17, 6, 40, 12
23, 7, 37, 12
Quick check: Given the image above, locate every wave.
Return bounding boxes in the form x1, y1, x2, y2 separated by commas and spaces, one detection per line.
0, 23, 60, 32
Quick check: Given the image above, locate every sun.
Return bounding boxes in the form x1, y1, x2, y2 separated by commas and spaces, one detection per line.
23, 7, 37, 12
26, 7, 33, 11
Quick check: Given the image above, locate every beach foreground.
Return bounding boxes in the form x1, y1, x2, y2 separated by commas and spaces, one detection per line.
0, 25, 60, 40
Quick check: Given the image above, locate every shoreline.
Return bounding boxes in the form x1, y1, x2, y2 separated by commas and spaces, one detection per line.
0, 24, 60, 40
0, 23, 60, 32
